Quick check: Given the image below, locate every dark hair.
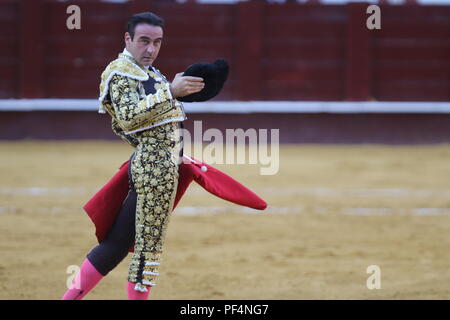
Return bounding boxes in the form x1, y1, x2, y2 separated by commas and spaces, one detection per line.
126, 12, 165, 40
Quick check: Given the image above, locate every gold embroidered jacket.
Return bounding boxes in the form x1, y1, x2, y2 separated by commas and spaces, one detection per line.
98, 53, 186, 146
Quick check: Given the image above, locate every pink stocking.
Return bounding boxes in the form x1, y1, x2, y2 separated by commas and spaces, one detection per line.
127, 281, 151, 300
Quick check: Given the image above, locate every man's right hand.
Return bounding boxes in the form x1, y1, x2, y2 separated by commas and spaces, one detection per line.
170, 72, 204, 98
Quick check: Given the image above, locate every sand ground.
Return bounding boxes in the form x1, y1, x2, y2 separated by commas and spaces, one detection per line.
1, 141, 450, 299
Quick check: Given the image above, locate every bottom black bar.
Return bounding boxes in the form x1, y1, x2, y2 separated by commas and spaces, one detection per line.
0, 300, 444, 318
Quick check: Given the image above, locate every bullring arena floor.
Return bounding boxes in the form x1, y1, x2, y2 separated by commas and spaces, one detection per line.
1, 141, 450, 299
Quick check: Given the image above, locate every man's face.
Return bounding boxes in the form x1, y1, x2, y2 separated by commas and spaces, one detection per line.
125, 23, 163, 67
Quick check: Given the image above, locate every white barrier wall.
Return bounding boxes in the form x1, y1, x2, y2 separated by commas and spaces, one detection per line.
0, 100, 449, 113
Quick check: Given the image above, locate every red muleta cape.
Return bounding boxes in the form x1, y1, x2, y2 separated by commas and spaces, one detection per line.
83, 155, 267, 251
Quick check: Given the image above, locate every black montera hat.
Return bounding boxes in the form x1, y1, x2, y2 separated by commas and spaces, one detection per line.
177, 59, 229, 102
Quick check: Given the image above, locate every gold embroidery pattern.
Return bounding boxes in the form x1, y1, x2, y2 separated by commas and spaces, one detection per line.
108, 74, 182, 134
99, 54, 148, 107
128, 122, 183, 289
99, 53, 186, 291
99, 54, 186, 134
111, 118, 139, 147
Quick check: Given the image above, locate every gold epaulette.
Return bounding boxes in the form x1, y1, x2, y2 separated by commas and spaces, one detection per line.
98, 54, 149, 114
